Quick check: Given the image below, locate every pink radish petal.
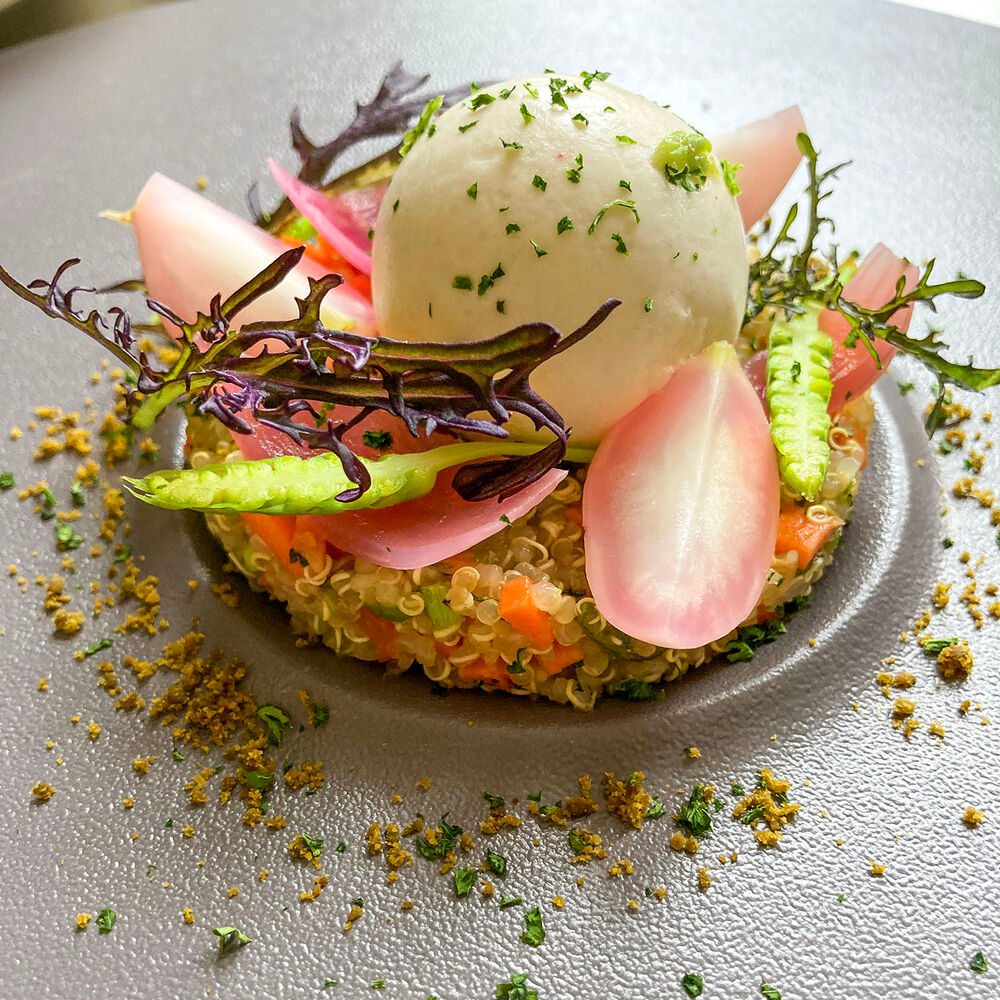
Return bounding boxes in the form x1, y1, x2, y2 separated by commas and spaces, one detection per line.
583, 342, 779, 650
132, 172, 375, 340
306, 466, 567, 571
712, 105, 806, 230
268, 159, 375, 276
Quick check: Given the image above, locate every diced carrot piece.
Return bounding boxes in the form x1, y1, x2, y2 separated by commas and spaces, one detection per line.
562, 504, 584, 526
537, 642, 583, 676
457, 656, 513, 690
240, 512, 301, 576
775, 506, 845, 570
358, 605, 398, 662
498, 575, 554, 649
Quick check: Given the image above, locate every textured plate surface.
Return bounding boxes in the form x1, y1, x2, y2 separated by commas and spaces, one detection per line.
1, 2, 998, 998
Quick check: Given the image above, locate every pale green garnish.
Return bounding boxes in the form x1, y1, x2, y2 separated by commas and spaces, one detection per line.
651, 130, 717, 191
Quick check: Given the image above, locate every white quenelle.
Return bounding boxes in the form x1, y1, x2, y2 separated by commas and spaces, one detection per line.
371, 73, 749, 445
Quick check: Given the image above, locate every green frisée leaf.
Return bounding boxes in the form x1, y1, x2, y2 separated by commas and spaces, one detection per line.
765, 300, 833, 499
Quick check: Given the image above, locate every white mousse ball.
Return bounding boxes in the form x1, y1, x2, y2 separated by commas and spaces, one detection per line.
371, 73, 748, 445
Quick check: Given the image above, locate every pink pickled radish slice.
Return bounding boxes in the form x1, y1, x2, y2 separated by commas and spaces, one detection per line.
712, 105, 806, 230
821, 244, 919, 412
268, 159, 377, 276
131, 172, 375, 337
583, 342, 779, 649
306, 466, 567, 570
742, 244, 919, 414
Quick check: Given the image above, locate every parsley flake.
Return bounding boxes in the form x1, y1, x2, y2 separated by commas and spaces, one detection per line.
452, 275, 474, 291
477, 264, 505, 297
611, 233, 629, 255
520, 907, 545, 947
256, 704, 291, 745
468, 92, 496, 111
529, 240, 548, 258
458, 121, 479, 134
54, 522, 84, 551
453, 866, 477, 897
761, 982, 782, 1000
571, 112, 588, 126
392, 199, 399, 213
580, 69, 610, 88
500, 138, 524, 149
565, 152, 584, 183
644, 297, 653, 312
496, 300, 506, 314
605, 678, 663, 701
485, 850, 507, 876
619, 179, 632, 191
971, 950, 989, 974
70, 481, 85, 507
496, 972, 538, 999
505, 222, 521, 235
499, 895, 522, 908
588, 198, 640, 234
557, 216, 575, 235
720, 159, 743, 196
82, 637, 114, 658
677, 785, 713, 837
466, 182, 478, 200
172, 747, 184, 761
0, 471, 14, 490
519, 102, 534, 124
312, 704, 330, 727
531, 174, 547, 192
523, 82, 539, 99
362, 430, 393, 451
681, 972, 704, 997
400, 95, 443, 158
498, 87, 514, 100
96, 908, 117, 934
615, 134, 637, 144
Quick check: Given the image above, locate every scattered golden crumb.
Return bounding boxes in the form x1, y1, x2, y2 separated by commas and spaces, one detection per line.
132, 756, 155, 774
626, 898, 640, 911
227, 887, 238, 898
182, 825, 195, 839
698, 867, 712, 889
929, 720, 946, 738
182, 908, 195, 924
37, 678, 48, 692
31, 782, 55, 802
53, 609, 85, 634
122, 797, 134, 809
892, 697, 916, 718
959, 699, 972, 715
416, 776, 432, 791
683, 746, 700, 759
10, 426, 22, 440
344, 903, 363, 933
551, 896, 565, 908
75, 913, 91, 931
196, 175, 209, 189
962, 807, 986, 827
937, 642, 973, 680
868, 861, 886, 877
87, 720, 101, 741
391, 793, 403, 805
602, 770, 652, 829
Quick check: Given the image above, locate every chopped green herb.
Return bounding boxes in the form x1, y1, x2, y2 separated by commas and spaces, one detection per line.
920, 637, 959, 652
496, 300, 506, 314
580, 69, 610, 88
485, 849, 507, 876
287, 217, 318, 242
557, 216, 575, 235
499, 514, 512, 525
519, 102, 534, 125
681, 973, 704, 997
466, 182, 478, 200
362, 430, 393, 451
498, 87, 514, 100
165, 818, 173, 828
653, 130, 715, 191
588, 198, 640, 234
469, 92, 496, 111
531, 175, 547, 192
113, 544, 132, 563
312, 704, 330, 727
837, 892, 845, 902
677, 785, 713, 837
720, 159, 743, 196
452, 275, 474, 291
351, 897, 364, 908
568, 829, 588, 854
371, 981, 386, 990
610, 233, 629, 255
571, 113, 588, 126
790, 360, 802, 383
500, 138, 524, 149
619, 179, 632, 191
172, 747, 184, 761
897, 380, 916, 395
323, 981, 338, 989
70, 481, 85, 507
483, 790, 505, 809
760, 982, 782, 1000
82, 637, 114, 658
548, 78, 568, 110
400, 95, 443, 158
725, 619, 787, 662
458, 121, 479, 134
336, 841, 346, 853
616, 134, 637, 144
565, 152, 584, 184
520, 907, 545, 947
236, 768, 273, 791
288, 548, 309, 567
0, 471, 15, 490
505, 223, 521, 235
939, 440, 954, 454
605, 678, 664, 701
523, 82, 539, 99
495, 972, 538, 999
54, 522, 84, 550
477, 264, 505, 297
499, 895, 523, 908
971, 950, 989, 974
256, 704, 291, 745
96, 908, 117, 934
392, 199, 399, 213
40, 486, 57, 510
508, 649, 526, 674
644, 297, 653, 313
453, 866, 477, 897
529, 240, 548, 258
645, 798, 665, 820
731, 783, 745, 797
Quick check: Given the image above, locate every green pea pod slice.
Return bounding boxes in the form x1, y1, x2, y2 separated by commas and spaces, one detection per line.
765, 300, 834, 500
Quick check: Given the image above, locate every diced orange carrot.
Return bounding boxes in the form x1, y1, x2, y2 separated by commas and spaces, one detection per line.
240, 512, 301, 576
457, 656, 513, 690
562, 504, 584, 526
359, 605, 398, 662
498, 574, 555, 649
537, 642, 583, 676
775, 506, 844, 570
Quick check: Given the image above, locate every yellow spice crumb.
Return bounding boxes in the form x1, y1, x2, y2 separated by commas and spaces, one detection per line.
31, 782, 55, 802
698, 867, 713, 889
937, 642, 974, 680
182, 908, 195, 924
182, 825, 195, 839
962, 807, 986, 827
87, 720, 101, 741
75, 913, 91, 931
417, 776, 432, 791
391, 794, 403, 805
122, 797, 134, 809
683, 746, 700, 759
227, 887, 238, 898
929, 720, 946, 738
258, 870, 269, 882
551, 896, 565, 908
869, 861, 886, 877
959, 699, 972, 715
627, 898, 639, 911
37, 678, 48, 692
10, 426, 22, 440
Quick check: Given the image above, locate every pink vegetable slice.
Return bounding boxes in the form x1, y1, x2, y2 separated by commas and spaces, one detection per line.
305, 466, 567, 571
131, 172, 375, 337
583, 342, 779, 650
742, 244, 919, 414
712, 105, 806, 230
268, 159, 377, 276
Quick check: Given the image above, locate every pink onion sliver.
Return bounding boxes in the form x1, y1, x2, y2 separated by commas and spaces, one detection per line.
268, 159, 373, 276
306, 467, 567, 571
132, 172, 375, 339
712, 105, 806, 230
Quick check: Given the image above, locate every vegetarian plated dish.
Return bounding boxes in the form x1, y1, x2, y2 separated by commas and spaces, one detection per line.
2, 66, 996, 709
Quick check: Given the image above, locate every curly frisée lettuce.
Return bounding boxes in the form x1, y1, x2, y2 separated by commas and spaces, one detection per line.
0, 248, 618, 506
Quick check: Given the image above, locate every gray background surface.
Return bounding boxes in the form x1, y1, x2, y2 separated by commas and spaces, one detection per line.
0, 1, 998, 998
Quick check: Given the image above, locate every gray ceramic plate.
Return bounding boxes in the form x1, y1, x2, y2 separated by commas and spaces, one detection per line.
1, 1, 998, 998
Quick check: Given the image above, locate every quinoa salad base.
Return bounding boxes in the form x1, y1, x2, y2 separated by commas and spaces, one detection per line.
188, 390, 873, 709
